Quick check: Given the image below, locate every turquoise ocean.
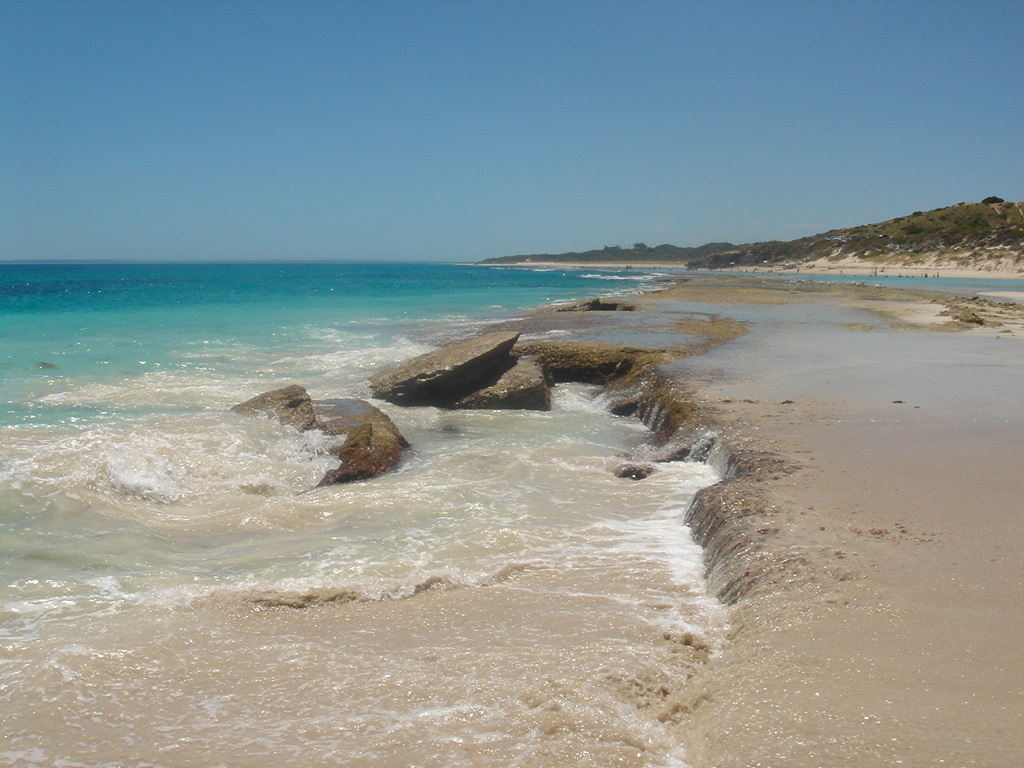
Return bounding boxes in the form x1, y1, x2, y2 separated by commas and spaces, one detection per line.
0, 262, 723, 768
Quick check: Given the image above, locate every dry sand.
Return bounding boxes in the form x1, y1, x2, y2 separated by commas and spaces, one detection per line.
630, 278, 1024, 766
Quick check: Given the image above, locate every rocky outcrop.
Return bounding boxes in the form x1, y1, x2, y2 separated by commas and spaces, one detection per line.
603, 374, 706, 447
453, 357, 551, 410
316, 422, 408, 486
314, 398, 403, 438
369, 331, 552, 410
230, 384, 317, 430
231, 387, 408, 486
313, 398, 409, 485
369, 331, 520, 407
682, 449, 805, 603
557, 298, 636, 312
515, 340, 669, 384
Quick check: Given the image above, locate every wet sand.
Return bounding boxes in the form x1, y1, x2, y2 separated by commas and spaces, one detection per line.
627, 278, 1024, 766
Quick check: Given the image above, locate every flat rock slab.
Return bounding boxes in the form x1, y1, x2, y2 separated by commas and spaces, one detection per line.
557, 298, 636, 312
454, 357, 551, 410
314, 398, 390, 432
369, 331, 520, 407
515, 340, 667, 384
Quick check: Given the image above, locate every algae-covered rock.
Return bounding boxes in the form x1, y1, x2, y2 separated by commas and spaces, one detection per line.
369, 331, 520, 407
453, 357, 551, 411
313, 398, 409, 485
316, 421, 409, 486
230, 384, 318, 431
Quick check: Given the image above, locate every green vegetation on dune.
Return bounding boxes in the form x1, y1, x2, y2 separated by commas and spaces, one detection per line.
785, 200, 1024, 261
481, 200, 1024, 270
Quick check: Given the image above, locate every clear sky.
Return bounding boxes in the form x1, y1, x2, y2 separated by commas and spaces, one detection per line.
2, 0, 1022, 262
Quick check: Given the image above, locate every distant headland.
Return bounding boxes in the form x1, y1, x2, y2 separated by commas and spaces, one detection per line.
480, 198, 1024, 275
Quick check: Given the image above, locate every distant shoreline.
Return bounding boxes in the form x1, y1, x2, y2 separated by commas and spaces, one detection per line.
480, 259, 1024, 281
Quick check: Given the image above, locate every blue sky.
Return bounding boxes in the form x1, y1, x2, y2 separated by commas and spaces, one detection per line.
2, 0, 1022, 262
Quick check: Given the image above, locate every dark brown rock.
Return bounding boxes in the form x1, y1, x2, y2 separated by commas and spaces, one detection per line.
312, 398, 409, 485
453, 357, 551, 410
313, 398, 400, 439
614, 464, 655, 480
316, 422, 408, 486
232, 392, 409, 486
230, 384, 317, 431
368, 331, 520, 407
557, 298, 636, 312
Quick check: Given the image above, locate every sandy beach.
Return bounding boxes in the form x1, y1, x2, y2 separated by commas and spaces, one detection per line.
618, 277, 1024, 766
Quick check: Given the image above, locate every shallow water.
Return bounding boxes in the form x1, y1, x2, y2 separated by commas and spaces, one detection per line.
737, 269, 1024, 294
1, 263, 723, 767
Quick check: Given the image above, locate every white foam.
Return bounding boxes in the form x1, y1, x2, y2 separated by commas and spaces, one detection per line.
1, 364, 727, 767
3, 411, 342, 517
580, 273, 658, 281
104, 449, 182, 502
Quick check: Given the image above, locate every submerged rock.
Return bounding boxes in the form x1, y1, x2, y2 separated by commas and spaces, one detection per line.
230, 384, 317, 431
369, 331, 521, 407
453, 357, 551, 411
614, 463, 655, 480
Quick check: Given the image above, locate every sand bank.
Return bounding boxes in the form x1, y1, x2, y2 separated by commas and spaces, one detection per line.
979, 290, 1024, 304
622, 278, 1024, 766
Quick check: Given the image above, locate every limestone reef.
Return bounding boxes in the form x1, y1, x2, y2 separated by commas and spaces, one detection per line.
368, 331, 551, 410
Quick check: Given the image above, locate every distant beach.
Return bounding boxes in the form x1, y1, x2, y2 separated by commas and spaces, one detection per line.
490, 259, 1024, 281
